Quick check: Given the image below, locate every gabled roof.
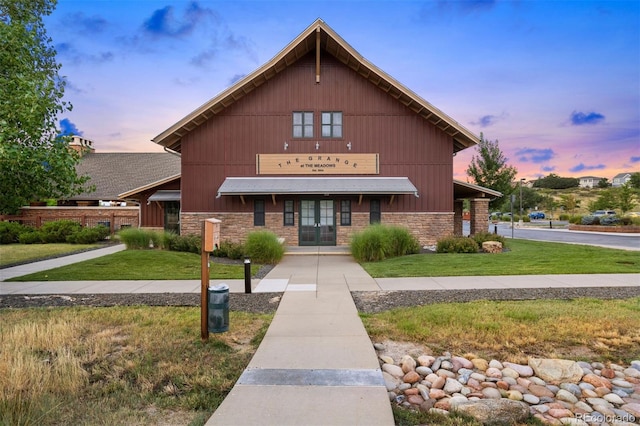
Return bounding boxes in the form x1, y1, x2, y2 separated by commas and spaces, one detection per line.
152, 19, 479, 153
72, 153, 181, 201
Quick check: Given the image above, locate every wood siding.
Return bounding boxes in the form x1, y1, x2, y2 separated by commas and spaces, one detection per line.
181, 51, 454, 214
138, 180, 181, 228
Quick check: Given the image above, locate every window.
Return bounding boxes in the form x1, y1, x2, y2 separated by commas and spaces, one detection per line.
284, 200, 294, 226
340, 200, 351, 226
293, 112, 313, 138
370, 199, 381, 224
254, 199, 265, 226
321, 112, 342, 138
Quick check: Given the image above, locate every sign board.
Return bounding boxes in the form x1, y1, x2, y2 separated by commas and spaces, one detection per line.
256, 153, 379, 175
203, 218, 221, 252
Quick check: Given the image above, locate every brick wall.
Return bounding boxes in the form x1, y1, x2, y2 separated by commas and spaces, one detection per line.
11, 207, 139, 233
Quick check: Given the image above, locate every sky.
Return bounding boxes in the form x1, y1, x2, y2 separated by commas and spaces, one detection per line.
45, 0, 639, 182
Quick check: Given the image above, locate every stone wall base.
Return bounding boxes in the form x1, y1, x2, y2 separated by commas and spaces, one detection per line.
181, 211, 454, 247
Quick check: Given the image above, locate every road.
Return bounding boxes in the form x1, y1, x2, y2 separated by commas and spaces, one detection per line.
485, 220, 640, 251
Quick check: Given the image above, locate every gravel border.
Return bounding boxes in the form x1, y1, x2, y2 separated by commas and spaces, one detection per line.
1, 286, 638, 313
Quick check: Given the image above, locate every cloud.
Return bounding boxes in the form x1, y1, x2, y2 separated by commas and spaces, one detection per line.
570, 110, 605, 126
61, 12, 108, 33
59, 118, 83, 136
56, 42, 114, 65
631, 156, 640, 163
515, 148, 555, 163
541, 165, 556, 172
471, 112, 508, 128
569, 163, 606, 173
229, 74, 247, 85
143, 2, 217, 38
434, 0, 496, 14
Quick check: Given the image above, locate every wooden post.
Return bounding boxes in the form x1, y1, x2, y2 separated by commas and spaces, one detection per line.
200, 221, 209, 341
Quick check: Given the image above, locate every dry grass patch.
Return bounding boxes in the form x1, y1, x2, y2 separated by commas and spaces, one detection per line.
361, 297, 640, 364
0, 306, 272, 425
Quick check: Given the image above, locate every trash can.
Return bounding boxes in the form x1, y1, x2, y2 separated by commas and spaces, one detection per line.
207, 283, 229, 333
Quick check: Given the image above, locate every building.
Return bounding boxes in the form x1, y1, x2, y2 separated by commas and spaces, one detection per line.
612, 172, 633, 187
13, 138, 181, 233
578, 176, 604, 188
152, 19, 500, 247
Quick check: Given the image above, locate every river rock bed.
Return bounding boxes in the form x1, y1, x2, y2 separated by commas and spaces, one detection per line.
375, 343, 640, 425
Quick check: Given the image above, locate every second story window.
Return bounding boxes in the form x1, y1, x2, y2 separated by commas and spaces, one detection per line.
321, 112, 342, 138
293, 112, 313, 138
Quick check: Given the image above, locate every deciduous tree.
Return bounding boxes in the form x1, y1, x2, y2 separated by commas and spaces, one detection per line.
465, 133, 516, 208
0, 0, 89, 214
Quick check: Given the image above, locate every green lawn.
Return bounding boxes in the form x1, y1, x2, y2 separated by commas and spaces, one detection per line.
0, 243, 101, 267
6, 250, 260, 281
361, 239, 640, 277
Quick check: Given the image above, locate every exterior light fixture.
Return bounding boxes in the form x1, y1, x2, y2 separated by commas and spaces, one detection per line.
347, 141, 352, 150
284, 141, 288, 150
315, 142, 320, 150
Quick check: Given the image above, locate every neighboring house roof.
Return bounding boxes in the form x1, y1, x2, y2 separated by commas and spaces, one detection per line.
152, 19, 479, 154
613, 172, 632, 180
72, 153, 181, 201
579, 176, 603, 180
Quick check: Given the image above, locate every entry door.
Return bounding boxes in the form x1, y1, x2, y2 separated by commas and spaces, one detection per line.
164, 201, 180, 234
299, 200, 335, 246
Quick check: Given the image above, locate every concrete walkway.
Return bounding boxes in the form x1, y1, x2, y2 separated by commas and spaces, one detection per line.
206, 255, 394, 425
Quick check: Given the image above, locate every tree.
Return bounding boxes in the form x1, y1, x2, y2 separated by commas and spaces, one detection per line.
0, 0, 89, 214
629, 172, 640, 190
466, 133, 517, 208
532, 174, 579, 189
596, 178, 610, 188
617, 184, 636, 214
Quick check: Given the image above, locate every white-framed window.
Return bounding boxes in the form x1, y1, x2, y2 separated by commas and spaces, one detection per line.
293, 112, 314, 138
321, 111, 342, 138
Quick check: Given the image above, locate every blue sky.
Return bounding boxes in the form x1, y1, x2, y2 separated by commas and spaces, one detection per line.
47, 0, 639, 181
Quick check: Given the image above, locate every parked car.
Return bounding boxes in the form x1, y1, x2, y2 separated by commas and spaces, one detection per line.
529, 211, 545, 219
592, 210, 616, 217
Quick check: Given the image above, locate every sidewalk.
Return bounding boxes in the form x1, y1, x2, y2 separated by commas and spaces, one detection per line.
205, 254, 394, 425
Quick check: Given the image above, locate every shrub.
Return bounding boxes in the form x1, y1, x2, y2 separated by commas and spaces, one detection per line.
18, 231, 44, 244
385, 225, 420, 258
351, 224, 389, 262
436, 236, 479, 253
118, 228, 154, 249
40, 220, 82, 243
168, 234, 201, 254
66, 225, 111, 244
599, 216, 620, 226
0, 221, 30, 244
581, 215, 599, 225
244, 230, 284, 264
559, 213, 570, 221
471, 231, 507, 248
351, 224, 420, 262
213, 240, 245, 259
569, 215, 583, 224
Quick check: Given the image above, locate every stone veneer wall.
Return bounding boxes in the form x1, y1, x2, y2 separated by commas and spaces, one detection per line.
469, 198, 490, 236
182, 211, 453, 247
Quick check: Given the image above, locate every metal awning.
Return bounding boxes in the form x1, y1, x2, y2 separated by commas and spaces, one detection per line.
217, 177, 419, 197
148, 190, 181, 202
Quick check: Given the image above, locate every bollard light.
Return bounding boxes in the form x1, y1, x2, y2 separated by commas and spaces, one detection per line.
244, 258, 251, 294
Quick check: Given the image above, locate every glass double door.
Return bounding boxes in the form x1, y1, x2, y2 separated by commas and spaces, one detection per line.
299, 199, 335, 246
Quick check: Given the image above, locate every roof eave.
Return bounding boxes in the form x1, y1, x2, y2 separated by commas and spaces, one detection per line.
152, 19, 479, 152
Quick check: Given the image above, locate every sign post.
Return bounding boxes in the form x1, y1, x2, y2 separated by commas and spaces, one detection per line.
201, 218, 221, 341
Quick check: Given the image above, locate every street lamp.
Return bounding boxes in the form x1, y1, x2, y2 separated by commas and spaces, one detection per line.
519, 178, 525, 225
